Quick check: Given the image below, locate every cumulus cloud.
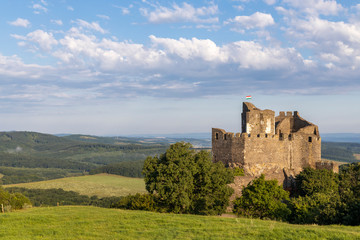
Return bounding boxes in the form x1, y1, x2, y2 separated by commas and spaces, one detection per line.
27, 30, 58, 51
226, 12, 275, 31
32, 2, 48, 14
5, 10, 360, 101
8, 18, 30, 28
141, 2, 218, 24
74, 19, 107, 34
283, 0, 344, 16
284, 17, 360, 69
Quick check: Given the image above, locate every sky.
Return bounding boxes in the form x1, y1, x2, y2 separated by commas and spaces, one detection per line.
0, 0, 360, 136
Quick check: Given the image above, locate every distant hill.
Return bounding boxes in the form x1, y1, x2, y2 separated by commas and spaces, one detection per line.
0, 131, 168, 184
322, 133, 360, 143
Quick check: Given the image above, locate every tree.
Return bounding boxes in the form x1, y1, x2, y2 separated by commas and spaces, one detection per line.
288, 168, 341, 224
233, 175, 291, 221
292, 167, 339, 197
0, 186, 31, 211
142, 142, 234, 214
338, 163, 360, 225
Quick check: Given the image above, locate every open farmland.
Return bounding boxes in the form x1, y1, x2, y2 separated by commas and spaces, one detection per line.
4, 174, 146, 197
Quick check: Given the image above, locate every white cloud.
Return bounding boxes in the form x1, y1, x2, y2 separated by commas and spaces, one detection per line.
32, 3, 48, 14
75, 19, 106, 34
150, 35, 226, 62
26, 30, 58, 51
67, 6, 74, 11
283, 0, 343, 16
226, 12, 275, 30
264, 0, 276, 5
51, 19, 63, 25
141, 2, 218, 24
122, 8, 130, 15
97, 14, 110, 20
8, 18, 30, 28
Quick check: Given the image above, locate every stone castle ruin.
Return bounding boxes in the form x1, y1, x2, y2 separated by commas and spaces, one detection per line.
212, 102, 337, 186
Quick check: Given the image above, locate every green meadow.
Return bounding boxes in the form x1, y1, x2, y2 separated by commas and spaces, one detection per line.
0, 206, 359, 240
4, 174, 146, 197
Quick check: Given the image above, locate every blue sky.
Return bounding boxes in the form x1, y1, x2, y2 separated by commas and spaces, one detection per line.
0, 0, 359, 135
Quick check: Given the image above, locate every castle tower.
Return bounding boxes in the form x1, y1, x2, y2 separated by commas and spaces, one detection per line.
241, 102, 275, 135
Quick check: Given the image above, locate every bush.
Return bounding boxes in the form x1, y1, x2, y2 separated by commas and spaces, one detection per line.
233, 175, 290, 221
288, 192, 341, 224
292, 167, 339, 197
111, 193, 156, 211
0, 186, 31, 211
233, 167, 245, 176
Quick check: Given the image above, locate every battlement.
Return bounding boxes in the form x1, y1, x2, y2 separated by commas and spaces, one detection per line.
279, 111, 299, 118
212, 128, 320, 142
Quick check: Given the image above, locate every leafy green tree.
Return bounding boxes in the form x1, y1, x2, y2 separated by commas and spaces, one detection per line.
191, 150, 234, 215
339, 163, 360, 225
142, 142, 234, 214
288, 168, 341, 225
0, 186, 31, 211
288, 192, 340, 224
233, 175, 290, 221
293, 167, 339, 197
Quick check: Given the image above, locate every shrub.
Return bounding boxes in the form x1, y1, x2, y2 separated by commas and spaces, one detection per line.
112, 193, 156, 211
233, 175, 290, 221
0, 186, 31, 211
233, 167, 245, 176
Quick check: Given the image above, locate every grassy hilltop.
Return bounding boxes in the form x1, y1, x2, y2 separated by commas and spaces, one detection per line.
1, 206, 360, 240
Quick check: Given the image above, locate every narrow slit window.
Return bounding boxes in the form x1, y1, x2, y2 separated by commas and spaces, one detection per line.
224, 134, 227, 140
215, 133, 219, 140
308, 136, 312, 142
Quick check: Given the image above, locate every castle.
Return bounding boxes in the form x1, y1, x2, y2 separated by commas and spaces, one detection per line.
212, 102, 337, 185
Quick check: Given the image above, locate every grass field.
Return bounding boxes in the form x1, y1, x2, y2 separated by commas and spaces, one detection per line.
4, 174, 146, 197
0, 206, 359, 240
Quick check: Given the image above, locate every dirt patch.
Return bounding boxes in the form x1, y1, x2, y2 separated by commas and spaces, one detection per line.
354, 154, 360, 160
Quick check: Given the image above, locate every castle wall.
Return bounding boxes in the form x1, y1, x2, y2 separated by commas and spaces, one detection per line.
212, 128, 244, 167
212, 129, 321, 177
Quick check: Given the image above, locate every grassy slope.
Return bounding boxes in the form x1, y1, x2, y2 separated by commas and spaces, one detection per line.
0, 206, 359, 240
4, 174, 146, 197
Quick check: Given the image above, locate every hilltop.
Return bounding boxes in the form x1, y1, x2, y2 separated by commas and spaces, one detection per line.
1, 206, 359, 240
